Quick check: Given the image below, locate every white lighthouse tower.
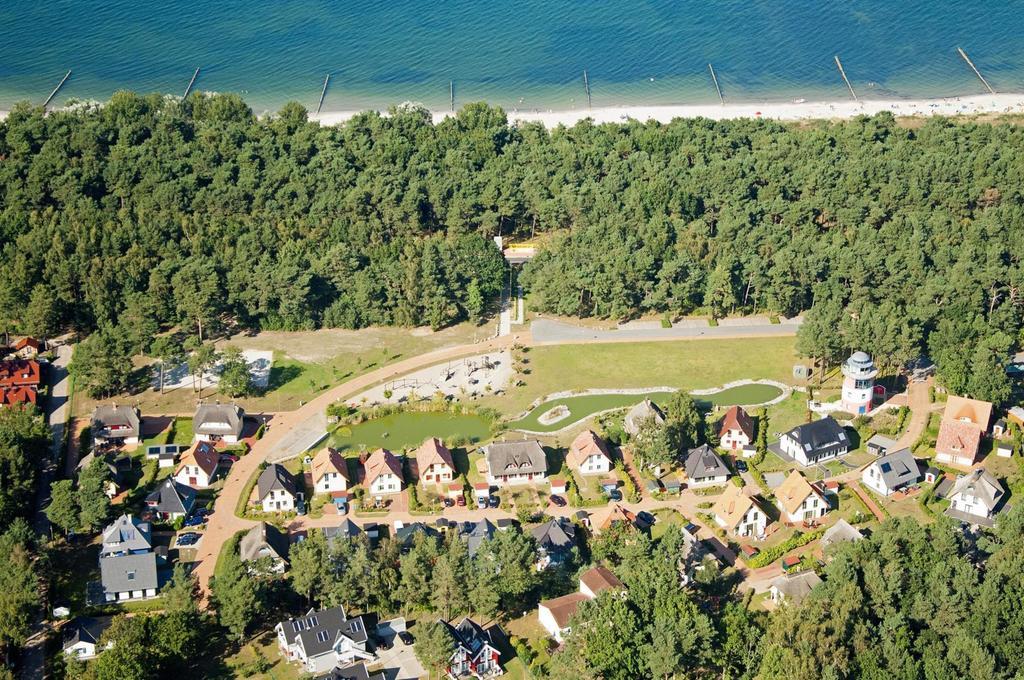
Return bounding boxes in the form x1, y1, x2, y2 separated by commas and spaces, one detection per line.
841, 351, 878, 415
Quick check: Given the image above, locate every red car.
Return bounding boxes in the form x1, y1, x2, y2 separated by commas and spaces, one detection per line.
220, 453, 239, 463
456, 495, 466, 507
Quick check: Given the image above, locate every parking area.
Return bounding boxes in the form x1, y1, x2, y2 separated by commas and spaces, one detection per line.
372, 633, 424, 680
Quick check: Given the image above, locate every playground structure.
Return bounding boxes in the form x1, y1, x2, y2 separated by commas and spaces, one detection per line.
347, 351, 513, 407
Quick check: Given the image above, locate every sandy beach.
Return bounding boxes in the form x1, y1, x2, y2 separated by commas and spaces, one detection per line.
4, 93, 1024, 127
310, 93, 1024, 127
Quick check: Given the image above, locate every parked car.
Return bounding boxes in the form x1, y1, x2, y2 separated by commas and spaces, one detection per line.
398, 631, 414, 645
637, 511, 656, 526
443, 498, 454, 508
488, 495, 500, 508
608, 489, 623, 502
735, 460, 747, 473
476, 496, 488, 509
220, 453, 239, 463
456, 495, 466, 507
550, 495, 566, 507
183, 514, 205, 527
177, 532, 201, 546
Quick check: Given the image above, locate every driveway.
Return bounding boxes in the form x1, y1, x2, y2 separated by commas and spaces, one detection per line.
373, 635, 424, 680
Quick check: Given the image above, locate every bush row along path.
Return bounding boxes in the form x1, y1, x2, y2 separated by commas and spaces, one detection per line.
192, 320, 804, 603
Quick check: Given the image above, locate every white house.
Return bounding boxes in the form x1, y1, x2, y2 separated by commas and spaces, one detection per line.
779, 417, 849, 466
934, 396, 992, 468
718, 405, 755, 451
774, 471, 828, 523
276, 606, 376, 675
258, 464, 298, 513
683, 444, 731, 488
364, 448, 404, 496
484, 440, 547, 487
173, 441, 221, 489
537, 566, 625, 642
945, 469, 1005, 527
415, 437, 456, 486
712, 484, 768, 539
311, 447, 350, 495
566, 430, 613, 476
62, 617, 113, 660
769, 571, 822, 605
91, 404, 141, 447
860, 448, 921, 497
99, 552, 159, 602
193, 402, 245, 444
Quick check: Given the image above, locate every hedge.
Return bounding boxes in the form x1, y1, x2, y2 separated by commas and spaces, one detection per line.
745, 528, 825, 569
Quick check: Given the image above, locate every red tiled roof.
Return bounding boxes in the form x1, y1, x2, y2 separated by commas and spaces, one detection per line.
580, 566, 625, 593
364, 448, 403, 487
0, 360, 41, 388
935, 419, 982, 465
415, 437, 455, 474
566, 430, 612, 469
719, 405, 755, 440
13, 337, 40, 352
0, 386, 37, 406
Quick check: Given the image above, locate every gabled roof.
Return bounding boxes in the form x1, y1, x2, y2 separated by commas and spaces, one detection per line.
942, 396, 993, 429
684, 444, 730, 480
624, 399, 666, 435
770, 571, 821, 603
580, 566, 625, 593
312, 447, 350, 485
240, 522, 290, 563
62, 616, 113, 651
869, 448, 920, 490
774, 471, 821, 515
719, 405, 755, 440
394, 522, 441, 546
174, 441, 220, 478
193, 402, 245, 437
323, 520, 363, 545
711, 484, 761, 530
13, 337, 40, 352
461, 519, 496, 557
145, 478, 195, 515
485, 440, 546, 476
364, 448, 403, 488
948, 469, 1004, 511
538, 592, 589, 629
531, 518, 576, 552
935, 419, 982, 462
100, 552, 158, 593
0, 385, 37, 406
439, 617, 499, 657
0, 359, 41, 388
100, 514, 152, 555
278, 606, 372, 659
415, 437, 455, 473
91, 404, 140, 435
820, 519, 864, 548
257, 464, 297, 500
783, 417, 847, 457
566, 430, 613, 469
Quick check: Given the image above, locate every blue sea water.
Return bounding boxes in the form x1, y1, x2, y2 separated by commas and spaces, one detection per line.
2, 0, 1024, 114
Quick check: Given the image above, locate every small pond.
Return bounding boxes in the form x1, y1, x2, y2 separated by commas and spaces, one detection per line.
330, 411, 492, 453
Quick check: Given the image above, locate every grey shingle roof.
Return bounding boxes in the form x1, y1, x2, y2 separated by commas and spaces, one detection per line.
948, 469, 1004, 512
62, 616, 113, 651
784, 417, 848, 458
257, 464, 297, 500
684, 444, 730, 480
91, 405, 140, 439
531, 518, 576, 552
145, 479, 196, 515
323, 520, 363, 546
820, 519, 864, 548
485, 440, 547, 476
193, 402, 245, 438
624, 399, 666, 435
770, 571, 822, 603
240, 522, 290, 563
100, 552, 158, 594
871, 448, 921, 490
100, 514, 152, 557
461, 519, 496, 557
279, 606, 372, 660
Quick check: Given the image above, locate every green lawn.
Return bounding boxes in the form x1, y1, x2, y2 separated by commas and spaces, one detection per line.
485, 336, 798, 415
508, 383, 783, 432
330, 412, 493, 454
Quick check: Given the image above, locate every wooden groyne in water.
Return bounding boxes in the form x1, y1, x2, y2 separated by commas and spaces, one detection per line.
708, 63, 724, 104
834, 56, 858, 101
316, 74, 330, 114
43, 70, 72, 109
583, 70, 592, 109
450, 81, 455, 112
957, 47, 995, 94
183, 68, 200, 99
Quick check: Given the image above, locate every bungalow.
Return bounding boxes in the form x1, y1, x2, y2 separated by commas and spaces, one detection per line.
531, 518, 577, 570
173, 441, 221, 489
193, 402, 245, 444
240, 522, 290, 573
100, 514, 152, 558
820, 519, 864, 551
624, 399, 665, 436
91, 404, 141, 447
538, 566, 624, 642
712, 484, 768, 539
144, 478, 195, 521
99, 551, 159, 602
769, 571, 822, 605
415, 437, 456, 486
440, 617, 504, 679
312, 447, 351, 495
718, 405, 755, 451
935, 396, 993, 468
683, 444, 731, 488
945, 469, 1005, 527
62, 616, 113, 660
364, 448, 404, 497
779, 417, 849, 467
566, 430, 613, 476
275, 606, 376, 674
860, 447, 921, 497
774, 471, 828, 523
865, 433, 898, 457
0, 359, 41, 407
484, 440, 547, 487
258, 464, 299, 512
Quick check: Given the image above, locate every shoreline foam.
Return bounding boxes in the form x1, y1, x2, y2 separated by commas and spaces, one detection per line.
4, 93, 1024, 127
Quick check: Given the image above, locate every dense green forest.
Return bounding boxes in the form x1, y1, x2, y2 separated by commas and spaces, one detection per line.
1, 94, 1021, 399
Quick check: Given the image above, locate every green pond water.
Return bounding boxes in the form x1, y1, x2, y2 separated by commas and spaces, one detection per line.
330, 412, 492, 453
509, 383, 784, 433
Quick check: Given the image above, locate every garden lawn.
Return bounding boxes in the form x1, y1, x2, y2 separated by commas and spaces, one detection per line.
489, 336, 797, 415
330, 412, 492, 454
